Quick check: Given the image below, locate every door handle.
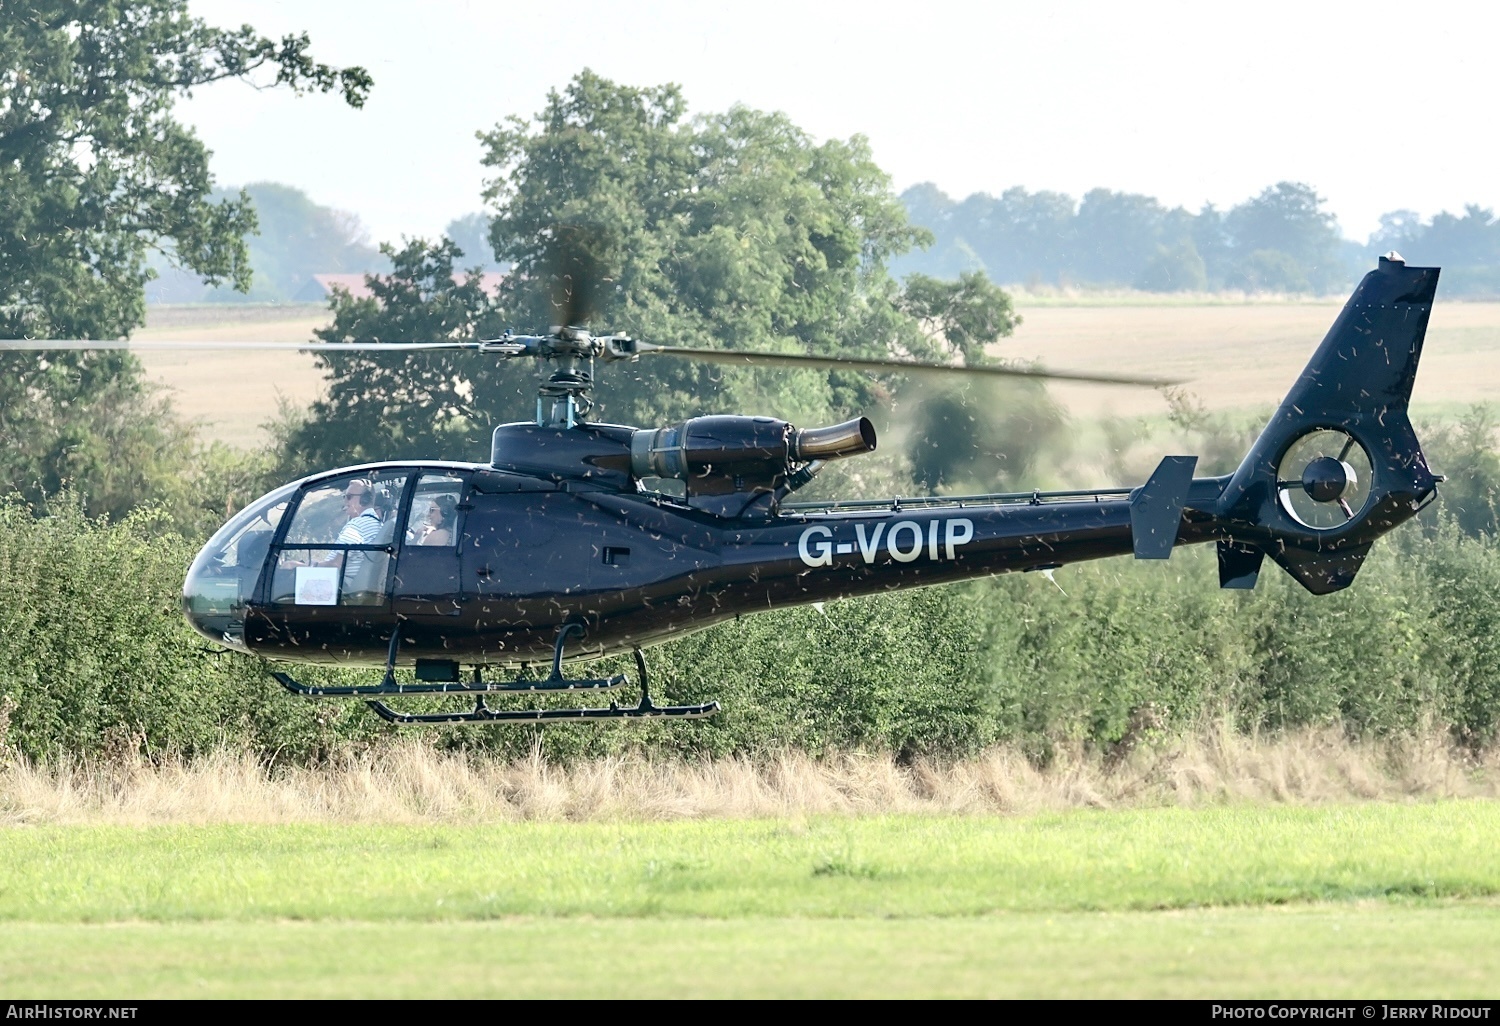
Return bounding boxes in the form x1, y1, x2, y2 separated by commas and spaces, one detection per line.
475, 566, 493, 578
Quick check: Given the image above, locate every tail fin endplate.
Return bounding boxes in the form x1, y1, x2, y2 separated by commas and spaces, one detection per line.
1205, 255, 1440, 593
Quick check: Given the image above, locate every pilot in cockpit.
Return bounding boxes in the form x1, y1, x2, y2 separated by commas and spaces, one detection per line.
336, 481, 384, 547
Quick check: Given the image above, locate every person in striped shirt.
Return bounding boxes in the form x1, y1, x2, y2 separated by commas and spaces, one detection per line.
336, 480, 383, 589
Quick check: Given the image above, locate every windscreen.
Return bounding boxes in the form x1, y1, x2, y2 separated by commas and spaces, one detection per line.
182, 483, 296, 652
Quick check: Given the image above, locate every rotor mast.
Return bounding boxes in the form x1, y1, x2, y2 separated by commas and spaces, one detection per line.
534, 326, 595, 428
478, 326, 644, 429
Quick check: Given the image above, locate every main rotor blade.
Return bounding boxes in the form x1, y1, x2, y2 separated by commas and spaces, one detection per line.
629, 341, 1181, 388
545, 222, 606, 329
0, 338, 1184, 387
0, 340, 485, 352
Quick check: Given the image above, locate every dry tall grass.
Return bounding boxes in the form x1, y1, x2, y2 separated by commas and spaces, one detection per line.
2, 727, 1496, 825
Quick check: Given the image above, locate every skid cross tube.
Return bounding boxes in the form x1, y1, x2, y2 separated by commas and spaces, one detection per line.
365, 698, 721, 725
274, 621, 633, 698
272, 673, 631, 699
367, 634, 720, 726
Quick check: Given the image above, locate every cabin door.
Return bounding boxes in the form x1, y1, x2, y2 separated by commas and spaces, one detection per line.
392, 471, 471, 617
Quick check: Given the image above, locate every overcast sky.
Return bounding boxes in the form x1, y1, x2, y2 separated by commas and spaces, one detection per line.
181, 0, 1500, 248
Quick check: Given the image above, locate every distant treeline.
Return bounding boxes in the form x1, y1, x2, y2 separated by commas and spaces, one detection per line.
892, 181, 1500, 296
146, 187, 503, 305
145, 179, 1500, 304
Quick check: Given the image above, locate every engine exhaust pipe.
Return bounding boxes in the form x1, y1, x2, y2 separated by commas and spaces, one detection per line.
631, 415, 877, 482
791, 417, 877, 461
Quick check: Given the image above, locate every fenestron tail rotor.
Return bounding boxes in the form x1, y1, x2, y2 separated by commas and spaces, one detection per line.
1274, 428, 1373, 529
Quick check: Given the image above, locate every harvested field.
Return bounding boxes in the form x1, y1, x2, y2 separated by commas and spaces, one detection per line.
133, 303, 331, 446
1012, 299, 1500, 421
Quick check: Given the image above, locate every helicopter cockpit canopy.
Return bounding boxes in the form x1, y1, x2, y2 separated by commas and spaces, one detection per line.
183, 465, 480, 652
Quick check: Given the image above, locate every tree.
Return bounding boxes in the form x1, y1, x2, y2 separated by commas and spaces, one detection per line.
897, 271, 1020, 365
213, 182, 383, 302
1071, 189, 1172, 285
149, 182, 386, 303
0, 1, 370, 518
895, 182, 1361, 294
1189, 203, 1233, 287
1225, 248, 1311, 293
287, 239, 521, 469
1369, 209, 1426, 258
894, 271, 1061, 491
903, 379, 1066, 493
1, 2, 371, 338
1135, 240, 1207, 292
0, 354, 198, 519
888, 183, 986, 281
292, 72, 1027, 476
1223, 182, 1345, 293
966, 187, 1078, 285
1371, 205, 1500, 296
1422, 406, 1500, 539
479, 71, 939, 428
443, 213, 507, 272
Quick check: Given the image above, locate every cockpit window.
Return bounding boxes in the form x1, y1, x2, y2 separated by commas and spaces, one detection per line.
272, 471, 409, 607
403, 474, 466, 548
284, 471, 406, 546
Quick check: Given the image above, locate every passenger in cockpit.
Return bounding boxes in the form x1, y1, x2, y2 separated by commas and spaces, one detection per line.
414, 496, 456, 546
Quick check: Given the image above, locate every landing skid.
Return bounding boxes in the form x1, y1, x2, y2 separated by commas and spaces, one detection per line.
369, 648, 719, 725
272, 623, 628, 699
276, 623, 718, 726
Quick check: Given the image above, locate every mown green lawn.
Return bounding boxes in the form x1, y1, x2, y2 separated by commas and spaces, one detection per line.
3, 908, 1498, 999
3, 801, 1498, 997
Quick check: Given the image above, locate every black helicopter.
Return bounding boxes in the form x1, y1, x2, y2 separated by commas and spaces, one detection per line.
3, 254, 1441, 725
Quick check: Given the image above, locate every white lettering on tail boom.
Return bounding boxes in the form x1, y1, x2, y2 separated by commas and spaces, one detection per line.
799, 519, 974, 568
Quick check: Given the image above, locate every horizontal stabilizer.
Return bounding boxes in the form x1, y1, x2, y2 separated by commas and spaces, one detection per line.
1269, 544, 1371, 595
1217, 541, 1264, 590
1131, 456, 1198, 559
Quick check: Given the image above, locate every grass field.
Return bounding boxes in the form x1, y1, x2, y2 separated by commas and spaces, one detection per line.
131, 298, 1500, 447
3, 907, 1496, 999
7, 803, 1499, 919
3, 798, 1498, 997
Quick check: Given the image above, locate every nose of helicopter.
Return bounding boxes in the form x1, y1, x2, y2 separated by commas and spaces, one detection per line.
181, 482, 296, 654
182, 542, 254, 654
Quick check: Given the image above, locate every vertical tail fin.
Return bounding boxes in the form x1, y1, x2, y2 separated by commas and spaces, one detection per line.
1207, 255, 1441, 593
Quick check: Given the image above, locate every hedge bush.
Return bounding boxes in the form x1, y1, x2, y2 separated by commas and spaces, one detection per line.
1, 499, 1497, 763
